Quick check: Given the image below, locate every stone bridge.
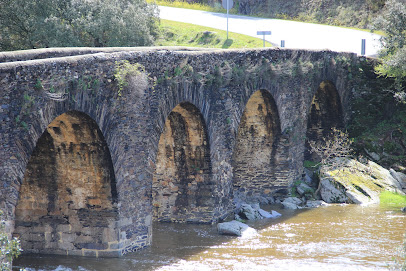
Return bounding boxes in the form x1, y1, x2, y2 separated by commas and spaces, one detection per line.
0, 47, 368, 257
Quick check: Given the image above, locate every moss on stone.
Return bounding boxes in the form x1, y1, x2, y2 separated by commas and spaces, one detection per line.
380, 191, 406, 207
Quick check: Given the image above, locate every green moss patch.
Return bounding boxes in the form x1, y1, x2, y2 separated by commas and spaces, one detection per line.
380, 191, 406, 208
323, 159, 404, 204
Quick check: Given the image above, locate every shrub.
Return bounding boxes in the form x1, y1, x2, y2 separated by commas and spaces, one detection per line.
0, 211, 22, 271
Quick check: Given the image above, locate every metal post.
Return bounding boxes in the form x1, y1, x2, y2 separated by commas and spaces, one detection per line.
281, 40, 285, 48
361, 39, 366, 56
226, 0, 229, 40
257, 31, 271, 48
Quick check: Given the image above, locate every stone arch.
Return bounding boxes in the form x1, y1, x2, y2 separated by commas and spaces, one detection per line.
305, 80, 344, 160
152, 102, 214, 223
14, 110, 119, 255
232, 89, 282, 200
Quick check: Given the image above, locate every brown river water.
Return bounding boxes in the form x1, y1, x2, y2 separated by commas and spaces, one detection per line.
13, 204, 406, 271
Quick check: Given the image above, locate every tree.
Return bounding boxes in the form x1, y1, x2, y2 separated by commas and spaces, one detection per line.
308, 128, 353, 195
0, 0, 159, 51
373, 0, 406, 102
308, 128, 353, 174
0, 211, 22, 271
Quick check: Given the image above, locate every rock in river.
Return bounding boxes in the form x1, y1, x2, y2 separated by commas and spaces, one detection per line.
217, 220, 257, 237
320, 158, 405, 205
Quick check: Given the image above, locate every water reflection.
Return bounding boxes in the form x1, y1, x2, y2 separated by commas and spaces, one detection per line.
14, 205, 405, 271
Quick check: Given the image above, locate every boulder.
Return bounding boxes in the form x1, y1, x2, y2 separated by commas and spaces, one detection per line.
282, 201, 298, 209
282, 197, 302, 209
217, 220, 257, 237
297, 182, 313, 196
271, 210, 282, 217
239, 204, 261, 220
238, 203, 281, 220
305, 200, 327, 208
401, 207, 406, 213
365, 149, 380, 161
303, 168, 314, 185
319, 158, 405, 204
389, 169, 406, 192
257, 208, 273, 218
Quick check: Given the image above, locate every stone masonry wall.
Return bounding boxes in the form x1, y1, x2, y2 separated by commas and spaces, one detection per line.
0, 47, 363, 256
14, 111, 118, 256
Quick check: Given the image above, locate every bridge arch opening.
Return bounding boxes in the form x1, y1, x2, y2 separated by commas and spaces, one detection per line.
232, 90, 281, 199
153, 102, 213, 223
14, 110, 118, 255
305, 80, 344, 161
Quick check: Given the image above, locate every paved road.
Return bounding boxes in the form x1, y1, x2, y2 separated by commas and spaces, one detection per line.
159, 6, 382, 56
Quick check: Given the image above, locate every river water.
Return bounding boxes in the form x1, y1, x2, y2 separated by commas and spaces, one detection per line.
14, 204, 405, 271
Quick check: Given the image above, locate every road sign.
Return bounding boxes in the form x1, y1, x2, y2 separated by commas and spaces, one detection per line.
222, 0, 234, 10
222, 0, 233, 39
257, 31, 272, 47
257, 31, 272, 35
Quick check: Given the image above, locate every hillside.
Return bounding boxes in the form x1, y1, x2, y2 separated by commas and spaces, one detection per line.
231, 0, 386, 29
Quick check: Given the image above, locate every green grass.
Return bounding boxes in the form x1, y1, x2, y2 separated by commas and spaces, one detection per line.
150, 0, 385, 36
380, 191, 406, 208
156, 19, 271, 49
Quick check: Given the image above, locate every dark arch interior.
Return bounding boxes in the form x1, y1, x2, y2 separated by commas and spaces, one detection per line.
152, 102, 213, 223
14, 111, 118, 255
232, 90, 281, 199
305, 80, 344, 161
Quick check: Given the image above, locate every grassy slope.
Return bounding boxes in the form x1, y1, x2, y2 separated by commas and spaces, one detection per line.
156, 19, 271, 49
380, 191, 406, 208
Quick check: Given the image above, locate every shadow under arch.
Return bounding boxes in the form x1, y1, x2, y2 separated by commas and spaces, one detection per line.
305, 80, 344, 161
152, 102, 214, 223
232, 89, 282, 201
14, 110, 119, 256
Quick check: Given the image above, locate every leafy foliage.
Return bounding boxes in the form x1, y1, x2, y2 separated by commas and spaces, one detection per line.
0, 211, 22, 271
114, 60, 148, 97
0, 0, 159, 51
373, 0, 406, 102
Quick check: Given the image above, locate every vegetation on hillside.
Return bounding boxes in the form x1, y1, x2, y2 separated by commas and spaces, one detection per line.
0, 0, 159, 51
346, 0, 406, 171
152, 0, 388, 30
156, 20, 270, 48
348, 68, 406, 171
373, 0, 406, 102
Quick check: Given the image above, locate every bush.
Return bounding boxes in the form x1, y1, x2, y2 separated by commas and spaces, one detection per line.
0, 0, 159, 50
373, 0, 406, 102
0, 211, 22, 271
114, 61, 149, 97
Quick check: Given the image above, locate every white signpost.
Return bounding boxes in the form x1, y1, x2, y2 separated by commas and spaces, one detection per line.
222, 0, 233, 39
257, 31, 272, 47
